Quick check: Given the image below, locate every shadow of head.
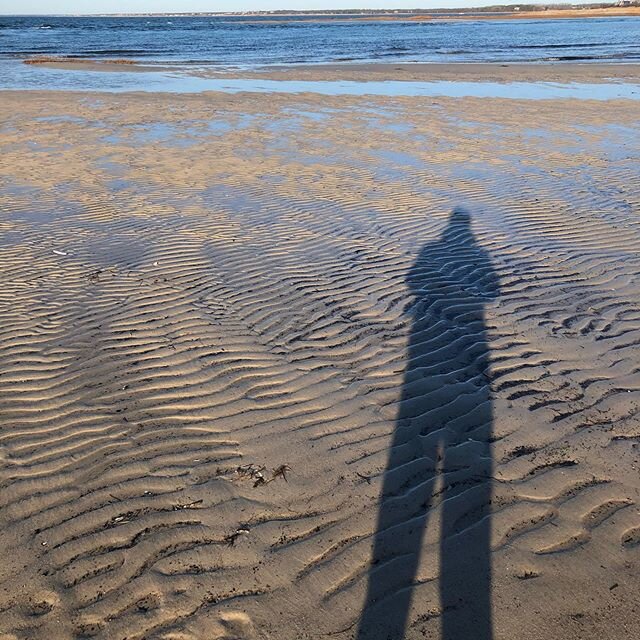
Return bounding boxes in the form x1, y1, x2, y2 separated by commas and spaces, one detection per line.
406, 207, 499, 320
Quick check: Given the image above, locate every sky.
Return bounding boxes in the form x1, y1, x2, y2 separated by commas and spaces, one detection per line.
0, 0, 548, 15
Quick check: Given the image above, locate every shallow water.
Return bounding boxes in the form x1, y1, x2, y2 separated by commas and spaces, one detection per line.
1, 61, 639, 99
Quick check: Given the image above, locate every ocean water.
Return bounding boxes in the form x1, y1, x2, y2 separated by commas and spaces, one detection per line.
1, 14, 640, 66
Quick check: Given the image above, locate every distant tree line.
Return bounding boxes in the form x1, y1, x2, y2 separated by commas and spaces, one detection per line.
220, 2, 639, 13
113, 1, 639, 17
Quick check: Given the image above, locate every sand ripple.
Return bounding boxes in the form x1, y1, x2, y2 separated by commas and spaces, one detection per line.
0, 91, 639, 639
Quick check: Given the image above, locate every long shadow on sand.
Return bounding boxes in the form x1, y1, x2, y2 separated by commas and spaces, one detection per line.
357, 208, 499, 640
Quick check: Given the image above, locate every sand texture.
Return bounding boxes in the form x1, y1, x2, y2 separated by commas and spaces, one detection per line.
1, 90, 640, 639
220, 62, 640, 84
27, 61, 640, 85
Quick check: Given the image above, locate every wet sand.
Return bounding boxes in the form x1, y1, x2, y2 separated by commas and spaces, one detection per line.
1, 85, 640, 640
224, 62, 640, 84
22, 60, 640, 85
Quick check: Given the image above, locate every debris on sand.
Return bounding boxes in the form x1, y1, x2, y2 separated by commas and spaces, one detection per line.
224, 527, 250, 547
25, 56, 137, 66
236, 463, 267, 487
172, 499, 204, 511
271, 464, 291, 482
236, 463, 292, 488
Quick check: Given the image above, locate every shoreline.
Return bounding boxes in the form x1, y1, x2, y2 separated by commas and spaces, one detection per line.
19, 7, 640, 21
378, 7, 640, 22
14, 59, 640, 85
150, 8, 640, 24
205, 61, 640, 84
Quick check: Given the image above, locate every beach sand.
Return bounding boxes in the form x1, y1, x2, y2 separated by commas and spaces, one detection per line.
22, 60, 640, 84
1, 82, 640, 639
220, 62, 640, 83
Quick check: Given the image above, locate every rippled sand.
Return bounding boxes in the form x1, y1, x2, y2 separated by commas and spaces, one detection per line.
1, 89, 639, 640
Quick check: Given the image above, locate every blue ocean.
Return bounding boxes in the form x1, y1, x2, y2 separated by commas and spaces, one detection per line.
1, 14, 640, 66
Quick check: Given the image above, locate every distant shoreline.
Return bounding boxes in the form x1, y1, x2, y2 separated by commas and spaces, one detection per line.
204, 7, 640, 22
249, 7, 640, 22
6, 5, 640, 21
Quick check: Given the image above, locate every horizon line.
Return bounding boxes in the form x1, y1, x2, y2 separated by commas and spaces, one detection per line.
2, 2, 620, 18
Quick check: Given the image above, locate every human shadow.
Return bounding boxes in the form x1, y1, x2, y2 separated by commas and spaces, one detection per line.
357, 208, 499, 640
